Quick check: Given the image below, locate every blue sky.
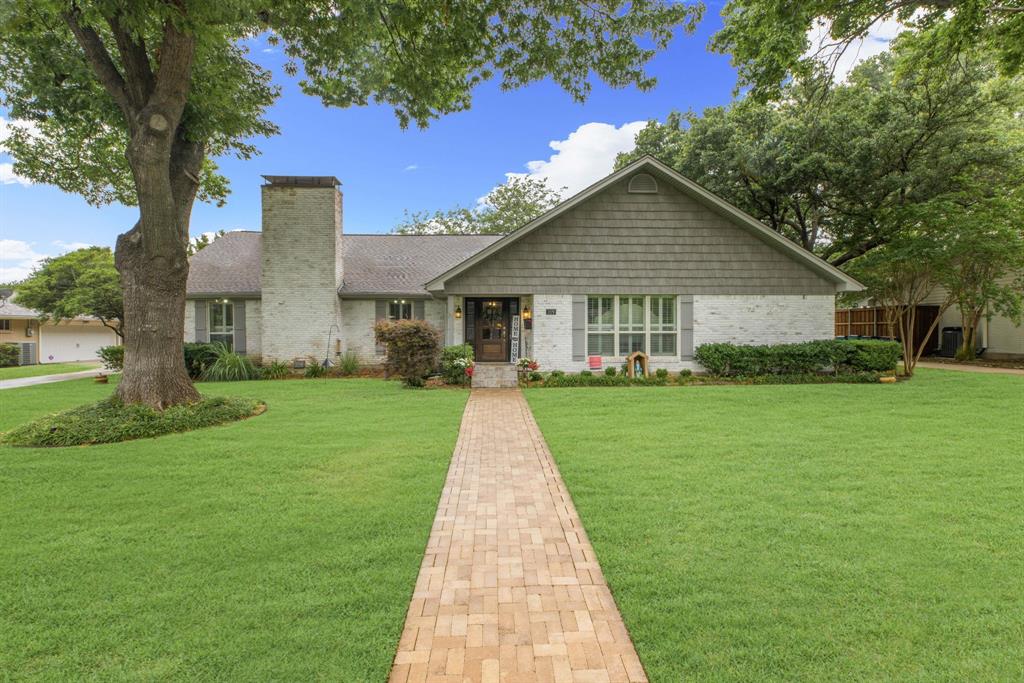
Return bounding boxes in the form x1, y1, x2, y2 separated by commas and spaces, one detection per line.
0, 9, 897, 282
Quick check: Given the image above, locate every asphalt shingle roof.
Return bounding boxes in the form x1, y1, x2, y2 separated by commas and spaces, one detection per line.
186, 231, 500, 298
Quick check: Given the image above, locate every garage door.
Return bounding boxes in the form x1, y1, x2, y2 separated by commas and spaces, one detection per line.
39, 325, 119, 363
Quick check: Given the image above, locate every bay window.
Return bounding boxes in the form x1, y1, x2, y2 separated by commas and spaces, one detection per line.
586, 295, 677, 357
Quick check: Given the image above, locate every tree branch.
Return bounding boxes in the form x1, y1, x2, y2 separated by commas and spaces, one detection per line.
107, 13, 155, 109
63, 7, 134, 121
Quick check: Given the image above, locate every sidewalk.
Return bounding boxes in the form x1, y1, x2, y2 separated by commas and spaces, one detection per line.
917, 361, 1024, 376
389, 389, 647, 682
0, 367, 108, 390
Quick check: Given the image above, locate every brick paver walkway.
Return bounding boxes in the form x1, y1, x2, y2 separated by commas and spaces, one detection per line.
389, 389, 647, 683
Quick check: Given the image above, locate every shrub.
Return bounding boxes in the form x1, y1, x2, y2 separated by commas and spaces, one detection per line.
528, 371, 543, 382
304, 362, 327, 378
539, 372, 668, 388
374, 319, 442, 387
580, 370, 593, 377
183, 342, 218, 379
604, 366, 617, 377
0, 343, 20, 367
655, 368, 669, 379
97, 344, 124, 371
839, 339, 902, 372
201, 342, 260, 382
548, 370, 565, 379
261, 360, 290, 380
3, 396, 264, 447
679, 368, 693, 377
441, 343, 474, 385
337, 350, 360, 376
694, 339, 902, 377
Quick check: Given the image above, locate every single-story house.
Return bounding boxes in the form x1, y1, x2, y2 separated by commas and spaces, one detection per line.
185, 156, 863, 376
0, 295, 119, 365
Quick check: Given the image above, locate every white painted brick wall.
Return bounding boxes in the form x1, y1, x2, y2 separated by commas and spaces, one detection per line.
339, 298, 447, 366
693, 294, 835, 347
260, 185, 343, 363
532, 294, 584, 372
183, 302, 195, 343
245, 299, 262, 360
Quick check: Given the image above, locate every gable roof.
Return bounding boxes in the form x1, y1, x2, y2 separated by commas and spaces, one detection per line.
426, 156, 864, 292
185, 231, 500, 298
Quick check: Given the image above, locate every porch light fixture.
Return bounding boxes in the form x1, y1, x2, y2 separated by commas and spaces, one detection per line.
522, 306, 532, 321
454, 305, 462, 319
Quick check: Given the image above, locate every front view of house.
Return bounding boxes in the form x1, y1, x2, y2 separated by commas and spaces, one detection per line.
185, 157, 862, 371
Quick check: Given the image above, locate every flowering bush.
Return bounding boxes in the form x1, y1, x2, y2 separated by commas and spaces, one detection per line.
441, 343, 474, 384
516, 357, 539, 372
374, 319, 442, 387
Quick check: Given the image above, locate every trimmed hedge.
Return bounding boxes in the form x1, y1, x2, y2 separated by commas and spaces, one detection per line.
540, 372, 669, 388
694, 339, 900, 377
3, 396, 265, 447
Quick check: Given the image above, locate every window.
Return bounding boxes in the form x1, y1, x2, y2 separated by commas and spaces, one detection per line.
649, 296, 677, 356
209, 301, 234, 350
586, 295, 677, 357
388, 300, 412, 320
0, 319, 10, 332
618, 296, 645, 355
586, 296, 614, 356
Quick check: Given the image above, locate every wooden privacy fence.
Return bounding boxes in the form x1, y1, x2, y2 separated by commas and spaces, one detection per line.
835, 306, 940, 352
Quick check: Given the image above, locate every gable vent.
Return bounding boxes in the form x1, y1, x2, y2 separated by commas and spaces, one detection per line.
627, 172, 658, 194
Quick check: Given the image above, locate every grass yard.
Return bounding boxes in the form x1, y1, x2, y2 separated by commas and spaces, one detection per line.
526, 370, 1024, 682
0, 378, 467, 680
0, 362, 99, 380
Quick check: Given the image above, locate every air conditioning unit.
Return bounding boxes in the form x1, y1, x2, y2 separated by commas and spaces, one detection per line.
18, 342, 36, 366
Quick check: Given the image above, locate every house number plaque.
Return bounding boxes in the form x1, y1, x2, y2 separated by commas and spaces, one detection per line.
545, 309, 556, 315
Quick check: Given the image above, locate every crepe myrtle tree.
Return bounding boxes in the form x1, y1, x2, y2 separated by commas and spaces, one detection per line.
0, 1, 700, 409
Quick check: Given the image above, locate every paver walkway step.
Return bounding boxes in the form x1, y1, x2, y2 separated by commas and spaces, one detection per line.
471, 363, 519, 389
389, 389, 647, 683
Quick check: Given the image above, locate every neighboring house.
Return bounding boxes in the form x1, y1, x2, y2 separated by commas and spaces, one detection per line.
184, 157, 862, 371
919, 276, 1024, 359
0, 295, 118, 365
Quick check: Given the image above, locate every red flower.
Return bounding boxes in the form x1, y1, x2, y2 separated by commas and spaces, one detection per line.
465, 366, 474, 377
528, 361, 539, 371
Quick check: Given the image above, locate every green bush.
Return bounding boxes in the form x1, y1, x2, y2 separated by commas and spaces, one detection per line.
183, 342, 218, 379
679, 368, 693, 378
694, 339, 901, 377
374, 319, 442, 387
97, 344, 124, 371
549, 370, 565, 378
202, 342, 260, 382
261, 360, 290, 380
528, 371, 543, 382
304, 362, 327, 378
441, 343, 474, 385
655, 368, 669, 379
838, 339, 902, 372
0, 343, 20, 367
604, 366, 617, 376
540, 372, 669, 388
3, 396, 264, 447
336, 350, 360, 376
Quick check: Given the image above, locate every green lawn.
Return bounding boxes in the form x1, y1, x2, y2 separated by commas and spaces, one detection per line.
0, 378, 467, 680
526, 370, 1024, 682
0, 362, 99, 380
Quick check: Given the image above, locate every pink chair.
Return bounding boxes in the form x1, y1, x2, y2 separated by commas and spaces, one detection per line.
588, 355, 603, 371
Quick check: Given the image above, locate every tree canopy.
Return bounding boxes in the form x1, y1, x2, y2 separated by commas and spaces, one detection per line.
711, 0, 1024, 97
14, 247, 124, 338
394, 176, 563, 235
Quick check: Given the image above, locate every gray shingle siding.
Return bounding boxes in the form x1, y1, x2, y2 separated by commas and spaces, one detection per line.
443, 179, 837, 295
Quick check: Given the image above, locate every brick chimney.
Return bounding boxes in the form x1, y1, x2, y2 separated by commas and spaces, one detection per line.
260, 175, 343, 363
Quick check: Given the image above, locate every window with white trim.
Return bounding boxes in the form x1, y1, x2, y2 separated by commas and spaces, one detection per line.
586, 295, 677, 357
586, 296, 614, 356
209, 300, 234, 350
388, 299, 412, 320
0, 319, 10, 332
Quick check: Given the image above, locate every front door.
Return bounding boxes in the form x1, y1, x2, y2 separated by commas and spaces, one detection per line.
473, 299, 510, 362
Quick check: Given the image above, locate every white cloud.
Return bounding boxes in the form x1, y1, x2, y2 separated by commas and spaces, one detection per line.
0, 239, 101, 283
504, 121, 647, 198
805, 17, 908, 82
0, 162, 30, 186
0, 239, 47, 282
404, 164, 419, 172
